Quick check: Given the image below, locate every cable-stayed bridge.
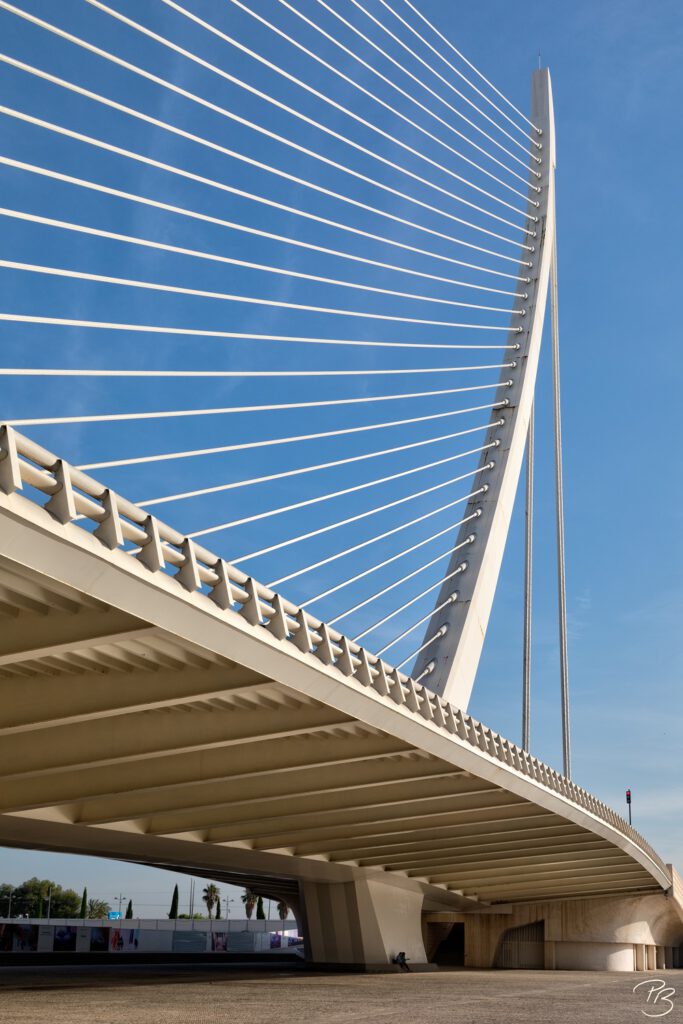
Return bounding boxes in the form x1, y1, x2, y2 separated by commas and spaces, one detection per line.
0, 0, 680, 970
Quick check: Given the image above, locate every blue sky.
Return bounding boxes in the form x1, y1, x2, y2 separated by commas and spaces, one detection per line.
0, 0, 680, 906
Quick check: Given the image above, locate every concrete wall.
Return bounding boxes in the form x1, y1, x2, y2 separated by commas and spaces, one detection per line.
0, 918, 300, 955
424, 891, 683, 972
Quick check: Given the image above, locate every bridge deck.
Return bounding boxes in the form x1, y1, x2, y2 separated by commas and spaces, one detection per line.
0, 466, 669, 907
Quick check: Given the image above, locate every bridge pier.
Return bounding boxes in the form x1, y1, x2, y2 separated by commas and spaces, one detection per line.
300, 877, 427, 968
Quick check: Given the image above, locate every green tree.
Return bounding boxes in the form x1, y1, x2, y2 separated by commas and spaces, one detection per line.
241, 889, 257, 920
7, 879, 79, 919
168, 884, 179, 920
256, 895, 265, 920
79, 887, 88, 919
202, 884, 220, 919
87, 899, 111, 919
215, 896, 221, 920
125, 899, 133, 919
48, 885, 80, 918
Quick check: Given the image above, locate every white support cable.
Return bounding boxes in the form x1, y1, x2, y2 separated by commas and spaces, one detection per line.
2, 363, 514, 379
0, 21, 533, 250
9, 385, 509, 429
413, 662, 435, 685
329, 537, 473, 628
77, 418, 501, 474
353, 0, 538, 160
192, 472, 490, 547
0, 209, 522, 316
400, 0, 541, 134
0, 314, 521, 350
0, 159, 526, 300
174, 0, 536, 206
351, 560, 469, 642
310, 0, 536, 175
0, 104, 531, 271
84, 0, 536, 231
136, 440, 497, 507
395, 624, 449, 671
270, 0, 535, 192
298, 510, 481, 605
268, 486, 492, 586
0, 261, 524, 332
380, 0, 539, 145
374, 581, 464, 651
140, 452, 491, 520
120, 436, 493, 507
391, 602, 454, 661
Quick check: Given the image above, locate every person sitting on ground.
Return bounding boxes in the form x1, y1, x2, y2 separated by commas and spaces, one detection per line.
393, 951, 411, 972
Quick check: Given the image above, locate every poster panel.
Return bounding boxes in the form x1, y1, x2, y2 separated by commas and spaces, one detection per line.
211, 932, 229, 952
12, 924, 38, 951
53, 926, 77, 952
109, 927, 139, 952
89, 927, 110, 952
0, 924, 13, 951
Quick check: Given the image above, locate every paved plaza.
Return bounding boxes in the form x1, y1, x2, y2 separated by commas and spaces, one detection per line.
1, 965, 682, 1024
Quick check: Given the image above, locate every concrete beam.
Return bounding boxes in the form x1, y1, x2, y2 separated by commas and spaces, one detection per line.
0, 730, 409, 813
0, 663, 269, 734
290, 812, 562, 858
78, 765, 470, 829
0, 702, 352, 777
146, 780, 500, 838
209, 795, 531, 848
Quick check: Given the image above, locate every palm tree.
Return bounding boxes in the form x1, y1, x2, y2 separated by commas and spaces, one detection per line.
87, 898, 111, 919
202, 883, 220, 919
276, 900, 289, 948
241, 889, 257, 920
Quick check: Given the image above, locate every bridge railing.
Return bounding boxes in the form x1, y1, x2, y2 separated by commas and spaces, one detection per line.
0, 422, 668, 882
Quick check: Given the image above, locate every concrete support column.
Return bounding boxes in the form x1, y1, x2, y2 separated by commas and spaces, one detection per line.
634, 944, 645, 971
647, 945, 657, 971
544, 940, 556, 970
300, 876, 427, 967
656, 947, 665, 970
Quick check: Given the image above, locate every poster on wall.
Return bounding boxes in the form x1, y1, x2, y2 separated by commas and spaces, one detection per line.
0, 924, 13, 951
89, 927, 109, 952
211, 932, 229, 952
109, 927, 139, 952
53, 926, 77, 952
12, 924, 38, 951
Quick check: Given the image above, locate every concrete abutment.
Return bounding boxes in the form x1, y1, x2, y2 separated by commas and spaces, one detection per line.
424, 890, 683, 972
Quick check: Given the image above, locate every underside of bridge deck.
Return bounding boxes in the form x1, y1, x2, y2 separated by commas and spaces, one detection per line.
0, 551, 663, 905
0, 493, 676, 967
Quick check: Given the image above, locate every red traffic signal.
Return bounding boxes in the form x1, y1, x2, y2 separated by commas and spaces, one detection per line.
626, 789, 632, 803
